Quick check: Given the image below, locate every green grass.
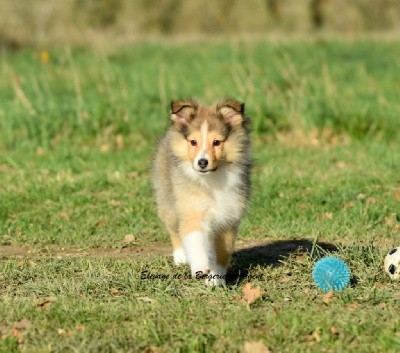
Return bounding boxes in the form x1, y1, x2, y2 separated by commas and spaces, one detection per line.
0, 40, 400, 352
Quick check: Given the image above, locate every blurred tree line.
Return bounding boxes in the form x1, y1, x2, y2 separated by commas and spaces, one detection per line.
1, 0, 400, 47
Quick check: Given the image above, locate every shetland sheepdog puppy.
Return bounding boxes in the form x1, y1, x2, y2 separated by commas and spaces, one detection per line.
152, 98, 251, 286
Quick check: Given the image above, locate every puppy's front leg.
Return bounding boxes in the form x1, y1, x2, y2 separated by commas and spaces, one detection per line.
181, 217, 210, 278
182, 231, 210, 279
205, 228, 236, 286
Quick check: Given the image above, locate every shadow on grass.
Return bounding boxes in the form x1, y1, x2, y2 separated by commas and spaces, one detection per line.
227, 239, 338, 285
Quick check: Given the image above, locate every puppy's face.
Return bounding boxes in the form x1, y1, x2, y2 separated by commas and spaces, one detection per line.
169, 98, 247, 174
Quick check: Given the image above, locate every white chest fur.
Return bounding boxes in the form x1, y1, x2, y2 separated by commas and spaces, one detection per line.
207, 168, 244, 228
181, 162, 246, 229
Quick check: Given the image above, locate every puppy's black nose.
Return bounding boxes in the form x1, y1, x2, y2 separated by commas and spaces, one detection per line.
198, 158, 208, 169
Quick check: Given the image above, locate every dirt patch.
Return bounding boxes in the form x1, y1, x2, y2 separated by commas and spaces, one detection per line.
0, 244, 170, 260
0, 238, 337, 261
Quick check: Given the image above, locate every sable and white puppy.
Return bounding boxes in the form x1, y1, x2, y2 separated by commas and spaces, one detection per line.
152, 98, 251, 286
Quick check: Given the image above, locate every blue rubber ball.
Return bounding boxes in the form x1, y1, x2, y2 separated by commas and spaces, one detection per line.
312, 257, 351, 292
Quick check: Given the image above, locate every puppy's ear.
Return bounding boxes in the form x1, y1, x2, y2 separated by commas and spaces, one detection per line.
170, 98, 198, 129
217, 98, 245, 127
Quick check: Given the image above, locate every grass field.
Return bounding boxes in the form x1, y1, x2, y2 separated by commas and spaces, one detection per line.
0, 40, 400, 352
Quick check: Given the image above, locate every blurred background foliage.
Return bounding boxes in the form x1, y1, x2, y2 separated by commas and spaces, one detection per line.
1, 0, 400, 48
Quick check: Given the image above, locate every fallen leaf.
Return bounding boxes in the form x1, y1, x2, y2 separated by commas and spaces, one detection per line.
318, 212, 333, 220
109, 288, 121, 296
59, 211, 69, 220
377, 302, 386, 310
96, 219, 107, 228
366, 197, 379, 204
375, 282, 388, 289
108, 199, 122, 207
240, 283, 262, 305
335, 161, 346, 169
124, 234, 135, 243
297, 203, 307, 210
76, 325, 85, 332
11, 327, 20, 337
36, 147, 45, 155
312, 328, 321, 342
100, 144, 110, 153
385, 213, 397, 226
35, 297, 56, 309
322, 291, 335, 305
330, 326, 339, 336
11, 328, 24, 343
343, 201, 355, 210
11, 319, 31, 343
129, 171, 139, 179
348, 303, 358, 310
57, 328, 73, 336
115, 134, 124, 150
242, 341, 271, 353
137, 296, 157, 304
13, 319, 30, 330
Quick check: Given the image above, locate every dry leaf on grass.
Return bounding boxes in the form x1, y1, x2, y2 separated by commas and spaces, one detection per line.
100, 144, 110, 153
366, 197, 379, 204
318, 212, 333, 220
357, 193, 367, 200
240, 283, 262, 305
304, 328, 321, 343
124, 234, 135, 243
312, 328, 321, 342
385, 213, 398, 226
129, 171, 139, 179
108, 199, 122, 207
57, 328, 73, 336
330, 326, 339, 336
335, 161, 346, 169
11, 319, 31, 342
348, 303, 358, 310
115, 134, 124, 150
322, 291, 335, 305
242, 341, 272, 353
343, 201, 355, 210
13, 319, 30, 330
59, 211, 69, 220
137, 296, 157, 304
36, 147, 45, 155
35, 297, 56, 309
109, 288, 121, 296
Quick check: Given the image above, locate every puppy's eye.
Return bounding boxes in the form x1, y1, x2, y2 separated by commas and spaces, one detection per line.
190, 140, 197, 146
213, 140, 221, 146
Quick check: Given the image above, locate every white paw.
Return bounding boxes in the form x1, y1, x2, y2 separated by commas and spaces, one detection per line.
182, 231, 209, 275
192, 269, 210, 279
204, 275, 226, 287
204, 265, 227, 286
173, 248, 187, 265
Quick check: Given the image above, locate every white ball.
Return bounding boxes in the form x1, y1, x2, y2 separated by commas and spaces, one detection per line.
384, 247, 400, 279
